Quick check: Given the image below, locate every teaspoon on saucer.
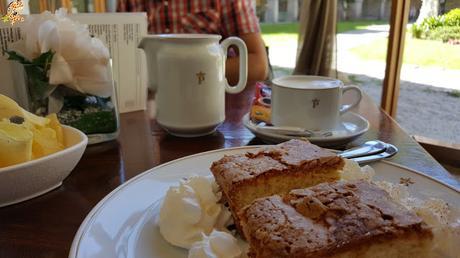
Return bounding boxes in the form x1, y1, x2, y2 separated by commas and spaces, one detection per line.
337, 140, 398, 163
254, 122, 333, 138
338, 140, 388, 159
351, 144, 399, 165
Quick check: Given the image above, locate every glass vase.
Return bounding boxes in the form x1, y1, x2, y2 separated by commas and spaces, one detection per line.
23, 62, 120, 145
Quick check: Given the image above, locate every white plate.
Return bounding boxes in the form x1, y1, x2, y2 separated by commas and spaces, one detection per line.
243, 112, 370, 147
70, 146, 459, 258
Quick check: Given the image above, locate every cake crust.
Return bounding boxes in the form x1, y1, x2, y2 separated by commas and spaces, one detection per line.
212, 140, 342, 192
239, 180, 433, 258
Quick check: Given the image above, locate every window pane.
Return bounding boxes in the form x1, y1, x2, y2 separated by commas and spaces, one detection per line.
259, 0, 393, 86
336, 0, 392, 105
258, 0, 299, 78
397, 1, 460, 144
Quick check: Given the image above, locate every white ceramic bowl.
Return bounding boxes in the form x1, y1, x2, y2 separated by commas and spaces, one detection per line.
0, 125, 88, 207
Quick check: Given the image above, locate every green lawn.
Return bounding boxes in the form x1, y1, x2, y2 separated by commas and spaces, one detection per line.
350, 37, 460, 70
260, 20, 387, 46
260, 20, 387, 34
261, 21, 460, 70
260, 23, 298, 46
260, 23, 300, 34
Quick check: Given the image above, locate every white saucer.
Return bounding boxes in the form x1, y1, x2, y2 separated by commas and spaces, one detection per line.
243, 112, 370, 147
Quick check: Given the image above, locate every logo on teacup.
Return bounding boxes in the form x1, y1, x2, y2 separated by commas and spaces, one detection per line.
312, 98, 320, 108
196, 71, 206, 85
1, 0, 24, 25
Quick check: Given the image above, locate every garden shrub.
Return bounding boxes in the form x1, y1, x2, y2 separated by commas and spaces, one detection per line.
412, 8, 460, 42
411, 24, 423, 39
427, 26, 460, 42
411, 16, 444, 39
421, 15, 445, 30
444, 8, 460, 27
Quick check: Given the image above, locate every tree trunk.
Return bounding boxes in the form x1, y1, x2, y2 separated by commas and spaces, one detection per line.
416, 0, 440, 23
379, 0, 387, 19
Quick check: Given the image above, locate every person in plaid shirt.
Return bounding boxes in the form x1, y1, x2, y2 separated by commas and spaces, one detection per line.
117, 0, 268, 84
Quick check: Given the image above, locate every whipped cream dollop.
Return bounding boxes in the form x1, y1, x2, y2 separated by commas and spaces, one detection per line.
159, 176, 232, 249
188, 230, 242, 258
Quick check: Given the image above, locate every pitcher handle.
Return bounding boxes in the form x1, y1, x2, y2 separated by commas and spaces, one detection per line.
221, 37, 248, 94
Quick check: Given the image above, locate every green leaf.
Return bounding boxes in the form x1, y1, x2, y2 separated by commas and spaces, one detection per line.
24, 65, 56, 101
4, 50, 31, 64
32, 50, 54, 72
7, 50, 58, 101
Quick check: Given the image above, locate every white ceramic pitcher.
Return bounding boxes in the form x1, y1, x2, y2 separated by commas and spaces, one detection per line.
138, 34, 248, 137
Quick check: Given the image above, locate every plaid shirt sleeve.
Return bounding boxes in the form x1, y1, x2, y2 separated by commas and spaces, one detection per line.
117, 0, 146, 12
220, 0, 260, 38
116, 0, 260, 37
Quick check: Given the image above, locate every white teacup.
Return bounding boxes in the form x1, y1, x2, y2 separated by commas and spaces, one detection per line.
271, 75, 362, 131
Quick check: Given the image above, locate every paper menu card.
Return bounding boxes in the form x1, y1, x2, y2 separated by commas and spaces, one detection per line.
71, 12, 148, 113
0, 12, 148, 113
0, 26, 22, 102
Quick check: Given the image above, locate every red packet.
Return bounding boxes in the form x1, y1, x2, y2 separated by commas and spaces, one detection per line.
249, 82, 271, 124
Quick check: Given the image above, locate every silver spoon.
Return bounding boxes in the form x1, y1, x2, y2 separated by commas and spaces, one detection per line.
254, 122, 333, 138
351, 144, 399, 165
338, 140, 388, 159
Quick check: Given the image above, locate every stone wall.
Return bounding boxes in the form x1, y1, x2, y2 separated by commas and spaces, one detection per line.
362, 0, 391, 19
256, 0, 459, 23
340, 0, 391, 20
445, 0, 460, 12
258, 0, 300, 23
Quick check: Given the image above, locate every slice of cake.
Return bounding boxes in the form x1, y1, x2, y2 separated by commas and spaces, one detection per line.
239, 180, 433, 258
210, 139, 344, 223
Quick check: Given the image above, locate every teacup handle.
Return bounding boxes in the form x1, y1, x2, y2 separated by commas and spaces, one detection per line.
220, 37, 248, 94
340, 85, 362, 114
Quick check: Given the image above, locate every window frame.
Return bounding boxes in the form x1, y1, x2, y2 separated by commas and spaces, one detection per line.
381, 0, 411, 117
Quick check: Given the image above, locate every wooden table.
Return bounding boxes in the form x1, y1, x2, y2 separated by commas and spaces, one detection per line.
0, 84, 458, 258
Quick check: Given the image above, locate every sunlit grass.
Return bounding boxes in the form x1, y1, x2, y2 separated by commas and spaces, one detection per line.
261, 21, 460, 70
260, 20, 387, 34
350, 37, 460, 70
260, 20, 388, 47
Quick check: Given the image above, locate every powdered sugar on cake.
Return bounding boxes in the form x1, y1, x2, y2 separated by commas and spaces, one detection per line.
342, 159, 460, 258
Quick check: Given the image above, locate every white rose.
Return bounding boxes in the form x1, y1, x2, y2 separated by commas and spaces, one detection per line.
19, 8, 112, 97
20, 11, 56, 59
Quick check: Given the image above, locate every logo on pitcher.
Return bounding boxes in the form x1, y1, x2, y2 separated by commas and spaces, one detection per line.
1, 0, 24, 25
196, 71, 206, 85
